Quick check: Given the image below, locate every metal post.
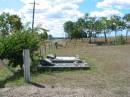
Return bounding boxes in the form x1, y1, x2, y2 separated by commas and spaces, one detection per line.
23, 49, 31, 82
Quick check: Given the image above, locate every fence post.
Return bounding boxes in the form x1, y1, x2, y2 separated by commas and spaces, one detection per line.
23, 49, 31, 82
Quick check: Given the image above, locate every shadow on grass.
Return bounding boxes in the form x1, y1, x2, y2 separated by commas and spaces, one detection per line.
0, 67, 90, 88
28, 82, 45, 88
35, 67, 90, 74
95, 41, 114, 46
0, 70, 23, 88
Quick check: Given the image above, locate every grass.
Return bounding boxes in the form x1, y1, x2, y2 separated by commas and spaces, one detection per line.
0, 65, 13, 81
1, 38, 130, 96
5, 52, 99, 87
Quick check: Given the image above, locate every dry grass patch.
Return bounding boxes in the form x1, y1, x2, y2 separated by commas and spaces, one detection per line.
1, 39, 130, 97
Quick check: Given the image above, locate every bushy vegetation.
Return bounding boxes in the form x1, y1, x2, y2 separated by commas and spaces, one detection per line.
0, 12, 22, 36
64, 13, 130, 44
116, 35, 126, 45
0, 31, 40, 69
0, 12, 49, 70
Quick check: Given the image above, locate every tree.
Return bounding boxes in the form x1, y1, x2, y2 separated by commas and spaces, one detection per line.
110, 15, 125, 45
0, 12, 22, 36
34, 26, 49, 41
8, 14, 22, 32
48, 34, 54, 40
0, 13, 10, 36
64, 21, 75, 39
99, 17, 112, 43
63, 13, 129, 45
39, 31, 48, 41
87, 17, 96, 43
94, 19, 103, 41
83, 13, 90, 39
123, 14, 130, 42
76, 18, 86, 40
0, 30, 40, 70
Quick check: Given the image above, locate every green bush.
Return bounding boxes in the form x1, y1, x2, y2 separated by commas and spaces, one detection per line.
0, 31, 40, 69
116, 35, 126, 45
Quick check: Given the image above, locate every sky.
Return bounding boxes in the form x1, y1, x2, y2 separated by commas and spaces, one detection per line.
0, 0, 130, 37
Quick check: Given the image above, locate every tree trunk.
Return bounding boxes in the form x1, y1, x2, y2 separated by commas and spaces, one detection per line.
89, 31, 92, 44
104, 31, 107, 43
94, 33, 97, 43
89, 37, 92, 44
126, 30, 129, 42
115, 30, 117, 45
81, 32, 84, 42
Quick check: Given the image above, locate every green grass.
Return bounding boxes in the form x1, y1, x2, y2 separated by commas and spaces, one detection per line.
1, 40, 130, 97
6, 77, 26, 87
0, 66, 13, 80
2, 47, 102, 87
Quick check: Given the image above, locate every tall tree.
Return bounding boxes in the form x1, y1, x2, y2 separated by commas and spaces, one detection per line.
64, 21, 75, 39
0, 13, 10, 36
8, 14, 22, 32
0, 12, 22, 36
99, 17, 112, 43
110, 15, 124, 45
83, 13, 90, 39
123, 14, 130, 42
94, 18, 103, 41
76, 18, 86, 40
87, 17, 96, 43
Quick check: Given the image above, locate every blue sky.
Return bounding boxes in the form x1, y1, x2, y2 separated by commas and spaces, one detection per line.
0, 0, 130, 37
0, 0, 23, 10
80, 0, 98, 13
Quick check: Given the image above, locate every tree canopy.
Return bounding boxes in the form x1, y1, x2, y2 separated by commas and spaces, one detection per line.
64, 13, 129, 44
0, 12, 48, 70
0, 30, 40, 69
0, 12, 22, 36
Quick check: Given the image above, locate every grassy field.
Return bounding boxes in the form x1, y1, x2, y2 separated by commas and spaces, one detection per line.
0, 39, 130, 96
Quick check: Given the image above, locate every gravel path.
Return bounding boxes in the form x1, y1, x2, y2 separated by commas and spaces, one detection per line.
0, 85, 118, 97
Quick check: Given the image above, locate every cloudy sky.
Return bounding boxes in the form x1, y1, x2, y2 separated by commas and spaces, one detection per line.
0, 0, 130, 37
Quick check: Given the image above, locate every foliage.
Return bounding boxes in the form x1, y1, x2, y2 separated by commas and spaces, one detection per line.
0, 12, 22, 36
64, 20, 87, 39
116, 35, 126, 45
39, 31, 48, 41
48, 34, 54, 40
64, 21, 74, 39
63, 13, 128, 44
0, 31, 40, 69
123, 14, 130, 42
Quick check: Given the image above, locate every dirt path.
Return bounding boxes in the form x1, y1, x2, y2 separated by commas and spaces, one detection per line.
1, 85, 127, 97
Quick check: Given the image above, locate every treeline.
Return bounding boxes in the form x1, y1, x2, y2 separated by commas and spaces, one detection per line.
64, 13, 130, 44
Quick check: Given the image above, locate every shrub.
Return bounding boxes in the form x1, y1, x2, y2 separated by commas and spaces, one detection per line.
0, 31, 40, 69
116, 35, 126, 45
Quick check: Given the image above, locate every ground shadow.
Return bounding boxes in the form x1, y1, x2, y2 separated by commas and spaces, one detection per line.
0, 70, 23, 88
28, 82, 45, 88
0, 66, 90, 88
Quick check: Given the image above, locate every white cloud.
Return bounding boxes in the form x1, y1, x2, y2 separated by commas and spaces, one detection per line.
90, 9, 123, 17
0, 0, 84, 37
18, 0, 84, 37
90, 0, 126, 17
97, 0, 130, 9
0, 9, 19, 15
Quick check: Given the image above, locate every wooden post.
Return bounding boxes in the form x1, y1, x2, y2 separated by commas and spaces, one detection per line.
49, 43, 51, 54
53, 42, 55, 54
23, 49, 31, 82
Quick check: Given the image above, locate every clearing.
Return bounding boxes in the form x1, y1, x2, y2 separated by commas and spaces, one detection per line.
0, 40, 130, 97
